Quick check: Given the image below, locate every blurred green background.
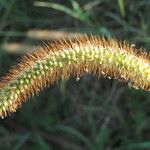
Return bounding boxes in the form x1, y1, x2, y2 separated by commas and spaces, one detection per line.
0, 0, 150, 150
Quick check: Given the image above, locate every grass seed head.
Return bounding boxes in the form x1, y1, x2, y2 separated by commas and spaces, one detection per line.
0, 35, 149, 118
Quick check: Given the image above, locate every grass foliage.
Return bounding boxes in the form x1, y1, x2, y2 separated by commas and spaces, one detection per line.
0, 0, 150, 149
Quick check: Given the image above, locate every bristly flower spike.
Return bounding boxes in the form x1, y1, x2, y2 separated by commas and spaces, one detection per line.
0, 35, 149, 118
